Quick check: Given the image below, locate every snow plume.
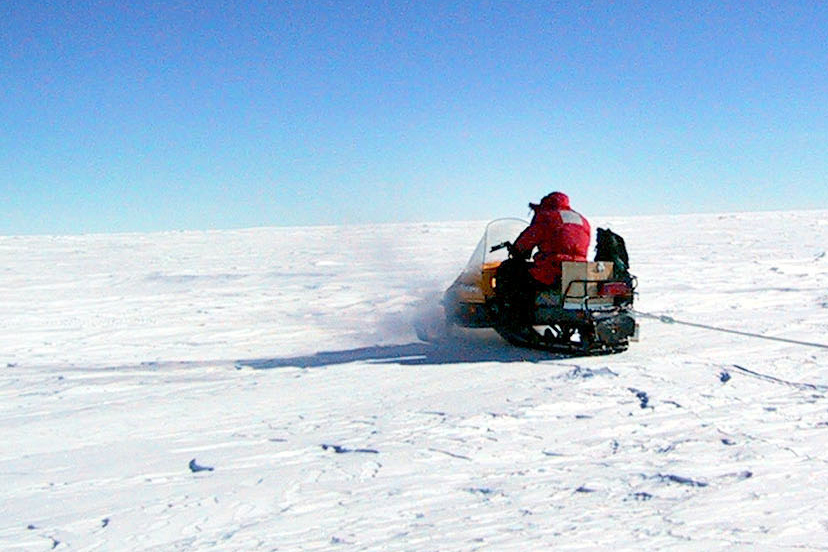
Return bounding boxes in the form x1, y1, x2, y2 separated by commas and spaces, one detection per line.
409, 289, 449, 341
372, 288, 448, 344
351, 221, 479, 347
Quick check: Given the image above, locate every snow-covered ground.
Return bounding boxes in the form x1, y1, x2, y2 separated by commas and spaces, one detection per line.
2, 210, 828, 551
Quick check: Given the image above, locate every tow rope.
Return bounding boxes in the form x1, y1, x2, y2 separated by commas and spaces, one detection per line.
728, 364, 828, 392
632, 309, 828, 351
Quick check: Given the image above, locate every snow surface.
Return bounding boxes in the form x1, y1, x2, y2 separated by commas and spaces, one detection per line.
2, 210, 828, 551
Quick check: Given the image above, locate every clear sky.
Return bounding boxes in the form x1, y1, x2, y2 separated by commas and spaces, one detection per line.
2, 1, 827, 235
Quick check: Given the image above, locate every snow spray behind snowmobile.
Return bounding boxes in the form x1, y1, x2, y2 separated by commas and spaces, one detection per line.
443, 219, 638, 355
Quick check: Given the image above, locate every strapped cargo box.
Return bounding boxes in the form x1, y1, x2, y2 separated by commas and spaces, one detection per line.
561, 261, 614, 310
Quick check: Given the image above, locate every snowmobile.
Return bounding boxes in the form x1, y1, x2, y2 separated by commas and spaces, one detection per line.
443, 218, 638, 355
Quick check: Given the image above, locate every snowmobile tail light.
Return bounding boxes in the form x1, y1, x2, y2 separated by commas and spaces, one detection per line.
599, 282, 631, 296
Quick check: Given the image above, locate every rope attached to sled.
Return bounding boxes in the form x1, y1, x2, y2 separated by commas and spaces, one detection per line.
633, 309, 828, 350
727, 364, 828, 392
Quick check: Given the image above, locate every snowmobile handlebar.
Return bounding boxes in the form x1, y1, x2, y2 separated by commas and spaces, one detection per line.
489, 241, 511, 253
490, 241, 527, 260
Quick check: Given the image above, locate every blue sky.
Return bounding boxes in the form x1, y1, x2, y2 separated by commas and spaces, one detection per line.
2, 1, 827, 234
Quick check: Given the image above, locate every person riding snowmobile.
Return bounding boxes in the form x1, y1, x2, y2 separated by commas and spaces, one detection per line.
513, 191, 591, 287
494, 191, 591, 326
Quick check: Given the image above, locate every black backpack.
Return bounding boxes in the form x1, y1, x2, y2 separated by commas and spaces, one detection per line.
595, 228, 630, 279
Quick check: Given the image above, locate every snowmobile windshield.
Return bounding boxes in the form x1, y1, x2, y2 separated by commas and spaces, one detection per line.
464, 218, 528, 271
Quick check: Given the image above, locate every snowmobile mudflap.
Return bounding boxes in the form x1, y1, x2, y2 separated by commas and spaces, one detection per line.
593, 312, 636, 345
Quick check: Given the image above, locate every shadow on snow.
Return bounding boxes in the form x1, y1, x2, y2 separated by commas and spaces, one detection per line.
239, 337, 567, 369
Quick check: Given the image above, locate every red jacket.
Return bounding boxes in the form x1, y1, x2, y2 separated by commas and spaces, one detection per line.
514, 192, 591, 285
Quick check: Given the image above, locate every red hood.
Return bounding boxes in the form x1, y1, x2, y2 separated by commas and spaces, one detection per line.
531, 192, 570, 211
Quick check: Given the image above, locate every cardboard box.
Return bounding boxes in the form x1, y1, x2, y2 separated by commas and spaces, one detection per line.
561, 261, 614, 309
